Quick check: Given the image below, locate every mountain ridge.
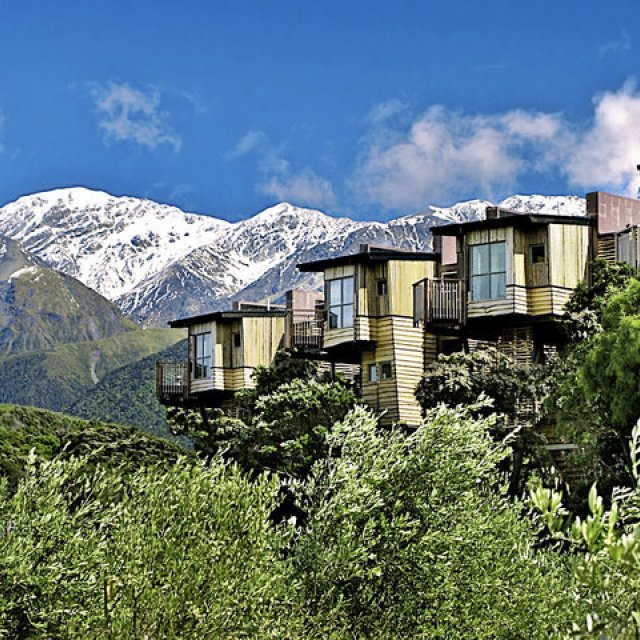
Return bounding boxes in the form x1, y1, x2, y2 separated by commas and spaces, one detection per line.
0, 187, 586, 325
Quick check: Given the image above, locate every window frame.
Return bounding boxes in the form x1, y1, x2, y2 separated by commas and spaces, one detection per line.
193, 331, 212, 379
469, 241, 507, 302
380, 361, 393, 381
530, 243, 547, 265
368, 363, 378, 383
326, 276, 355, 329
376, 278, 388, 297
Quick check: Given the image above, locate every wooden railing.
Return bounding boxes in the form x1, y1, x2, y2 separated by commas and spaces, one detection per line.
156, 361, 190, 401
414, 278, 466, 325
285, 309, 324, 350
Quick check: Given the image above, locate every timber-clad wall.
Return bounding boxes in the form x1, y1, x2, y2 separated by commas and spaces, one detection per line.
187, 315, 285, 395
463, 223, 589, 320
361, 316, 424, 427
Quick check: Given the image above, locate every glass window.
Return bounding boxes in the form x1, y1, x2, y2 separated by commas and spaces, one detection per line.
617, 231, 632, 266
470, 242, 506, 301
380, 361, 393, 380
233, 332, 242, 348
326, 276, 355, 329
368, 363, 378, 383
530, 244, 546, 264
376, 278, 388, 296
193, 332, 212, 379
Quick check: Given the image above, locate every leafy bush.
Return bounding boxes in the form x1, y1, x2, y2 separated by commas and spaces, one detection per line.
292, 405, 580, 638
169, 351, 357, 478
0, 455, 300, 639
531, 420, 640, 638
415, 347, 550, 494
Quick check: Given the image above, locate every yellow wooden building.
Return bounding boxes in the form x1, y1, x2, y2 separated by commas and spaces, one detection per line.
156, 303, 286, 409
156, 189, 640, 428
415, 208, 592, 365
297, 244, 439, 427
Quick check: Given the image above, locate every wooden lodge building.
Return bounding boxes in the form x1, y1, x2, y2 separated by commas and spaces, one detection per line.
157, 190, 640, 428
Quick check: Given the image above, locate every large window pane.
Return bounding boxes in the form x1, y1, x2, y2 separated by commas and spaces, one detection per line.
194, 332, 212, 379
470, 242, 506, 301
326, 277, 355, 328
491, 242, 505, 272
329, 279, 342, 306
471, 244, 490, 275
472, 275, 490, 301
491, 272, 506, 299
343, 277, 354, 305
343, 303, 354, 328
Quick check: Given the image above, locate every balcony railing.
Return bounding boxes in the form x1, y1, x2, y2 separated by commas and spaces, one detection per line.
156, 361, 190, 401
414, 278, 466, 326
286, 309, 324, 350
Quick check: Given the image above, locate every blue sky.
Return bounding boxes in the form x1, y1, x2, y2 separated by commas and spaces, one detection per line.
1, 0, 639, 221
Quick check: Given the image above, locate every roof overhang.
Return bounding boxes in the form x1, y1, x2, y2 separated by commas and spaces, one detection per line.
169, 309, 286, 328
297, 249, 439, 273
431, 214, 591, 237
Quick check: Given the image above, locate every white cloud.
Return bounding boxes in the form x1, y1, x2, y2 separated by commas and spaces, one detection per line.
90, 82, 182, 152
351, 81, 640, 210
565, 80, 640, 197
367, 98, 408, 124
351, 105, 564, 209
599, 28, 631, 57
261, 169, 337, 208
225, 129, 269, 159
227, 129, 337, 209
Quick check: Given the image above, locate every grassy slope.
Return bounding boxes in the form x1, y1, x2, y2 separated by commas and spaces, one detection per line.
0, 403, 191, 490
0, 329, 184, 413
68, 339, 189, 440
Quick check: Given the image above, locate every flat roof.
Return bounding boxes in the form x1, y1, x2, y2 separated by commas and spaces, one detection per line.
298, 246, 439, 272
169, 308, 286, 328
431, 212, 591, 237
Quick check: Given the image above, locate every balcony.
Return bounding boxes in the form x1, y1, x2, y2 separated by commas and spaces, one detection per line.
156, 361, 190, 402
286, 309, 324, 351
414, 278, 466, 326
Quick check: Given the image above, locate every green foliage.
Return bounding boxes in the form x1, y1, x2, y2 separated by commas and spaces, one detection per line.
169, 351, 357, 478
546, 267, 640, 499
0, 404, 188, 490
566, 258, 637, 317
531, 420, 640, 638
171, 378, 356, 478
0, 328, 183, 414
293, 405, 580, 638
415, 347, 551, 494
415, 347, 536, 422
235, 350, 320, 415
561, 279, 640, 493
0, 455, 300, 639
68, 338, 189, 441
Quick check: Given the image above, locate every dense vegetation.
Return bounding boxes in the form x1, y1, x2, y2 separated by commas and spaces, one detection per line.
0, 328, 182, 415
0, 405, 582, 639
68, 338, 188, 441
0, 404, 188, 490
4, 260, 640, 637
169, 351, 357, 478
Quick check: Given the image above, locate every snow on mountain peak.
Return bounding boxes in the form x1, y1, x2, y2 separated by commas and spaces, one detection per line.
0, 187, 588, 325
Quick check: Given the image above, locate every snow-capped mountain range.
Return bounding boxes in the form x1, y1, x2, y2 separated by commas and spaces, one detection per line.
0, 187, 586, 325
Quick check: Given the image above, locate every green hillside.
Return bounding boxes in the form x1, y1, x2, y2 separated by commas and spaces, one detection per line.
0, 403, 190, 490
0, 235, 138, 355
0, 328, 184, 413
68, 339, 189, 440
